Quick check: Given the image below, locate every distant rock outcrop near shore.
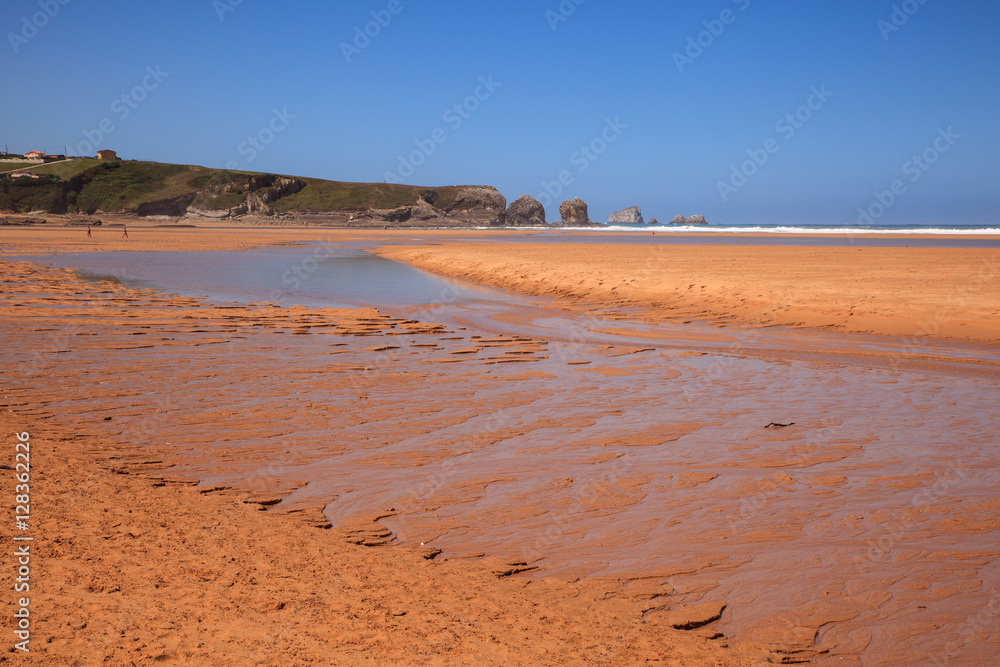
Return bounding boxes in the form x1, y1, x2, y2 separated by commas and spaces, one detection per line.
347, 186, 507, 227
670, 214, 709, 225
0, 216, 46, 225
608, 206, 644, 224
648, 217, 659, 225
506, 195, 546, 227
558, 198, 590, 226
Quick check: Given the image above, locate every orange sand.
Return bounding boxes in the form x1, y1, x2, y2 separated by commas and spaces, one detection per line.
3, 225, 998, 665
377, 242, 1000, 342
0, 258, 769, 665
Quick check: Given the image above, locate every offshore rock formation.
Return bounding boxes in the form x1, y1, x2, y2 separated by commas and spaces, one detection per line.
558, 198, 590, 225
670, 214, 709, 225
608, 206, 644, 224
505, 195, 546, 227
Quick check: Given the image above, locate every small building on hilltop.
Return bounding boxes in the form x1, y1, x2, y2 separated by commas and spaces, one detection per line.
97, 149, 118, 161
24, 151, 44, 159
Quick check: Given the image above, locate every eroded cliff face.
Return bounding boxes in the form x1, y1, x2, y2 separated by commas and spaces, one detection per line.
135, 194, 197, 218
183, 178, 506, 227
440, 186, 507, 219
337, 186, 508, 227
186, 174, 306, 219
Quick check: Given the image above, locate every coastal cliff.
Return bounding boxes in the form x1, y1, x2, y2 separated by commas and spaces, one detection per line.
0, 159, 508, 227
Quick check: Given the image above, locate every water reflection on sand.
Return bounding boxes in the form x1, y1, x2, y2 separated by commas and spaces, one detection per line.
12, 245, 999, 666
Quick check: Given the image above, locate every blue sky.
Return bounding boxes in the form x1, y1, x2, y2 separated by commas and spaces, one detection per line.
2, 0, 998, 225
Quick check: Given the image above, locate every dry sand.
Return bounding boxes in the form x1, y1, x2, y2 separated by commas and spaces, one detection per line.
377, 242, 1000, 342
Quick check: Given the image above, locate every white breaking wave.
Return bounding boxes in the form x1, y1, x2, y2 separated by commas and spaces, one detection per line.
558, 225, 1000, 235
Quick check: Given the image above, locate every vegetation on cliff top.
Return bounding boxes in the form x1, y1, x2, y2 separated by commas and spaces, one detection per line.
0, 159, 495, 217
270, 180, 482, 214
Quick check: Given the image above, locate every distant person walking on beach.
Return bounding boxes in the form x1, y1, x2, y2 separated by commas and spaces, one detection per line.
86, 226, 92, 238
122, 226, 128, 239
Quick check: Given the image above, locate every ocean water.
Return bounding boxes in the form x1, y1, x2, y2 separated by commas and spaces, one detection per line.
560, 223, 1000, 235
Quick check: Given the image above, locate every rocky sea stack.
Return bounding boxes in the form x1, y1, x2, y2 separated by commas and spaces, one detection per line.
608, 206, 644, 224
670, 214, 709, 225
505, 195, 546, 227
558, 198, 590, 226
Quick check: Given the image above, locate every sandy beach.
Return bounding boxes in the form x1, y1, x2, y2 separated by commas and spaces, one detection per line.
7, 222, 995, 342
0, 255, 772, 665
8, 0, 1000, 663
2, 225, 999, 665
0, 393, 761, 666
377, 241, 1000, 342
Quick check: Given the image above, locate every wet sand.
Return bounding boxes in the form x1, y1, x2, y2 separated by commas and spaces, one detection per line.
0, 220, 531, 256
2, 226, 999, 665
0, 260, 768, 665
